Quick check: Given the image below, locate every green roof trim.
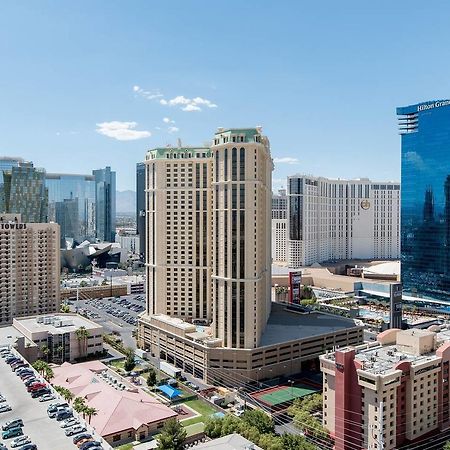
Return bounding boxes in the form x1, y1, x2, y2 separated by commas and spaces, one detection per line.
146, 147, 212, 160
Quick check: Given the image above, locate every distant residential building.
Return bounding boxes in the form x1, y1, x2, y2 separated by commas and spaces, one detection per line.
320, 327, 450, 450
46, 173, 96, 246
272, 188, 287, 262
287, 175, 400, 267
115, 228, 140, 254
192, 433, 262, 450
136, 162, 146, 259
0, 214, 60, 324
93, 166, 116, 242
52, 360, 177, 446
12, 313, 103, 363
0, 161, 48, 222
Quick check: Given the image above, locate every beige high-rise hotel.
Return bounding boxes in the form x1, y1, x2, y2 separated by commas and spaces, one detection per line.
0, 214, 60, 324
138, 128, 363, 383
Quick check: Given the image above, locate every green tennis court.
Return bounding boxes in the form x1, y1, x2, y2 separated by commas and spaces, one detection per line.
257, 384, 319, 407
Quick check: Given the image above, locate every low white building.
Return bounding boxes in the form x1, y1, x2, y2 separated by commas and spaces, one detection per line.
12, 313, 103, 363
115, 229, 140, 255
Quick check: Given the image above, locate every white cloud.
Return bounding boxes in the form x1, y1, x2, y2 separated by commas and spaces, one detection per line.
163, 117, 175, 124
96, 121, 151, 141
161, 95, 217, 112
134, 85, 218, 112
168, 126, 180, 134
273, 157, 300, 164
182, 104, 201, 112
272, 178, 286, 186
133, 85, 163, 100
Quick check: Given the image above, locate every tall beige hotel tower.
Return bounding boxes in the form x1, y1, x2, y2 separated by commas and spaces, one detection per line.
138, 127, 363, 382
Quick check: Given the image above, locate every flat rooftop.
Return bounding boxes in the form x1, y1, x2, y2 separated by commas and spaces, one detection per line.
260, 303, 361, 346
14, 314, 101, 334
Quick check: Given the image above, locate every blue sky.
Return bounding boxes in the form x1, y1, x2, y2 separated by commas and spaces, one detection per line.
1, 1, 450, 191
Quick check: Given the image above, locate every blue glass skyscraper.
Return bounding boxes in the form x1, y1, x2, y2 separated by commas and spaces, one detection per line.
398, 100, 450, 300
45, 173, 96, 246
93, 166, 116, 242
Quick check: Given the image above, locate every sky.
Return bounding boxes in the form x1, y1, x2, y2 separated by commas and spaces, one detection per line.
1, 1, 450, 191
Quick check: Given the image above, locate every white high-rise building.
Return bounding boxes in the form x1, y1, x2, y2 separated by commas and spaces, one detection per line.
0, 214, 60, 324
271, 189, 287, 263
287, 176, 400, 267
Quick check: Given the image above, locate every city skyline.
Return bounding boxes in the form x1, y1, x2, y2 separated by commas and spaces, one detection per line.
2, 2, 450, 190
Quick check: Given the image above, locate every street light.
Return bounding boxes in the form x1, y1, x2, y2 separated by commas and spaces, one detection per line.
256, 367, 262, 388
288, 379, 294, 400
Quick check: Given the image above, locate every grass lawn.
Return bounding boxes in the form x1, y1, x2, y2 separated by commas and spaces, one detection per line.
183, 399, 217, 416
181, 415, 204, 427
184, 422, 204, 437
110, 359, 125, 370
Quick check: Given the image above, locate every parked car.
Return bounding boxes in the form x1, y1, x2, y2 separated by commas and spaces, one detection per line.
2, 419, 24, 431
0, 405, 12, 414
56, 410, 73, 421
0, 442, 7, 449
16, 445, 37, 450
31, 388, 50, 398
65, 424, 87, 436
2, 427, 23, 440
79, 441, 102, 450
48, 406, 70, 419
38, 394, 55, 402
60, 418, 79, 429
27, 383, 46, 392
23, 379, 38, 387
10, 435, 31, 448
73, 433, 92, 445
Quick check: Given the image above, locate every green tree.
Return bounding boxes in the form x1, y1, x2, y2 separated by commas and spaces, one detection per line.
101, 279, 108, 286
124, 349, 136, 372
79, 280, 88, 288
444, 441, 450, 450
146, 368, 157, 387
40, 345, 50, 362
32, 359, 47, 376
44, 365, 54, 381
203, 417, 224, 439
60, 304, 71, 313
281, 434, 316, 450
84, 406, 98, 424
75, 326, 89, 359
241, 410, 275, 435
257, 434, 284, 450
156, 418, 186, 450
73, 397, 87, 415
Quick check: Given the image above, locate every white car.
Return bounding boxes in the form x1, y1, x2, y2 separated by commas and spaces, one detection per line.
60, 418, 79, 429
10, 435, 31, 448
65, 424, 86, 436
0, 404, 12, 413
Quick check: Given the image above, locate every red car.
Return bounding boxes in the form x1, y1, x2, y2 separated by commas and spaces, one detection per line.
27, 382, 46, 392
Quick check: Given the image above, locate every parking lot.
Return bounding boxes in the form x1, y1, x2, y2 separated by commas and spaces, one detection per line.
0, 351, 81, 449
73, 294, 145, 349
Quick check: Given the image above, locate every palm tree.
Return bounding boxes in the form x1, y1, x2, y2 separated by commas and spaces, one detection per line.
84, 407, 98, 424
40, 345, 50, 362
75, 327, 89, 359
73, 397, 87, 415
44, 365, 54, 382
55, 345, 64, 363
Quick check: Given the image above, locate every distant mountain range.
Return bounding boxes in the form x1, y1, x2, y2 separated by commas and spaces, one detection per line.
116, 190, 136, 214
